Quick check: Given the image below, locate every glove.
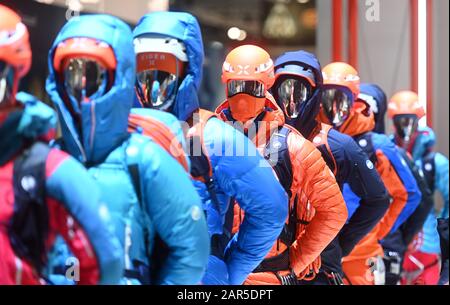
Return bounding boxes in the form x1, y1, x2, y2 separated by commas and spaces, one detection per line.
297, 256, 321, 281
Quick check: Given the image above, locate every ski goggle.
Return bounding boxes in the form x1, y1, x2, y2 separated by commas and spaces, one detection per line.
276, 77, 313, 119
135, 52, 184, 110
136, 69, 180, 110
0, 60, 15, 110
320, 87, 353, 127
393, 114, 419, 144
227, 80, 266, 99
62, 58, 110, 108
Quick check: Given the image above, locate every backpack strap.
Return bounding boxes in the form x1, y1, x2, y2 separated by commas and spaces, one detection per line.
311, 123, 338, 177
264, 126, 297, 247
186, 109, 221, 214
124, 137, 153, 284
264, 126, 293, 197
9, 142, 51, 275
353, 132, 378, 165
252, 126, 298, 273
422, 152, 436, 193
128, 113, 189, 172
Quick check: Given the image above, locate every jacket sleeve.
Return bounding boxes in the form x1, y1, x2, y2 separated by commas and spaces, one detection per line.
141, 141, 209, 285
374, 150, 410, 240
435, 153, 449, 219
204, 119, 288, 285
338, 135, 390, 256
287, 132, 348, 275
376, 136, 422, 234
45, 149, 123, 284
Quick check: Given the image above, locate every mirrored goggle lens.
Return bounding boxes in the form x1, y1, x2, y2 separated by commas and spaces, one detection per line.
0, 61, 15, 108
227, 80, 265, 98
277, 78, 312, 119
63, 58, 108, 105
136, 69, 178, 109
321, 88, 352, 126
394, 115, 418, 141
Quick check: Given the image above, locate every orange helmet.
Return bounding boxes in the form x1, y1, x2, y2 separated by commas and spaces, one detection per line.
53, 37, 117, 113
53, 37, 116, 74
388, 90, 425, 119
222, 44, 275, 89
0, 5, 31, 78
320, 62, 361, 127
0, 4, 31, 109
322, 62, 360, 98
221, 45, 274, 123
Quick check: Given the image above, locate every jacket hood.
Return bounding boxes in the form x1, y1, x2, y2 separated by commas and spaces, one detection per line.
0, 92, 56, 165
46, 14, 135, 165
359, 83, 387, 134
272, 50, 323, 138
133, 12, 204, 121
318, 100, 375, 137
215, 93, 285, 147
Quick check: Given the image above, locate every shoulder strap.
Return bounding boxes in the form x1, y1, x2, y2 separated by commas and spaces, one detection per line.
186, 109, 216, 181
312, 123, 338, 177
353, 132, 378, 165
128, 113, 189, 172
9, 142, 51, 275
264, 126, 293, 198
263, 126, 297, 247
124, 136, 159, 284
125, 137, 145, 209
186, 110, 216, 179
186, 110, 222, 214
422, 152, 436, 192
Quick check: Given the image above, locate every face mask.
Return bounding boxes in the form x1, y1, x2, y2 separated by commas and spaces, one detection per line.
320, 88, 353, 127
393, 114, 419, 149
276, 77, 313, 119
228, 94, 266, 123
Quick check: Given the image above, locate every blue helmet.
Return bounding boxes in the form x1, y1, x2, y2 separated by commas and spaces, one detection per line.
272, 50, 323, 138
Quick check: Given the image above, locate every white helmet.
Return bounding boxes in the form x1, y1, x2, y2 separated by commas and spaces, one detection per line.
133, 35, 188, 62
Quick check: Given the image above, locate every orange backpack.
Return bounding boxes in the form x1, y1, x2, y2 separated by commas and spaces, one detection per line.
128, 113, 189, 172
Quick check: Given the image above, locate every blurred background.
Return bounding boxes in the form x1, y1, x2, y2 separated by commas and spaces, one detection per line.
1, 0, 448, 161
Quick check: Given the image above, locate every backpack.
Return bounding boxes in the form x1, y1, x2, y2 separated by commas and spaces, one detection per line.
8, 142, 51, 276
128, 113, 189, 172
